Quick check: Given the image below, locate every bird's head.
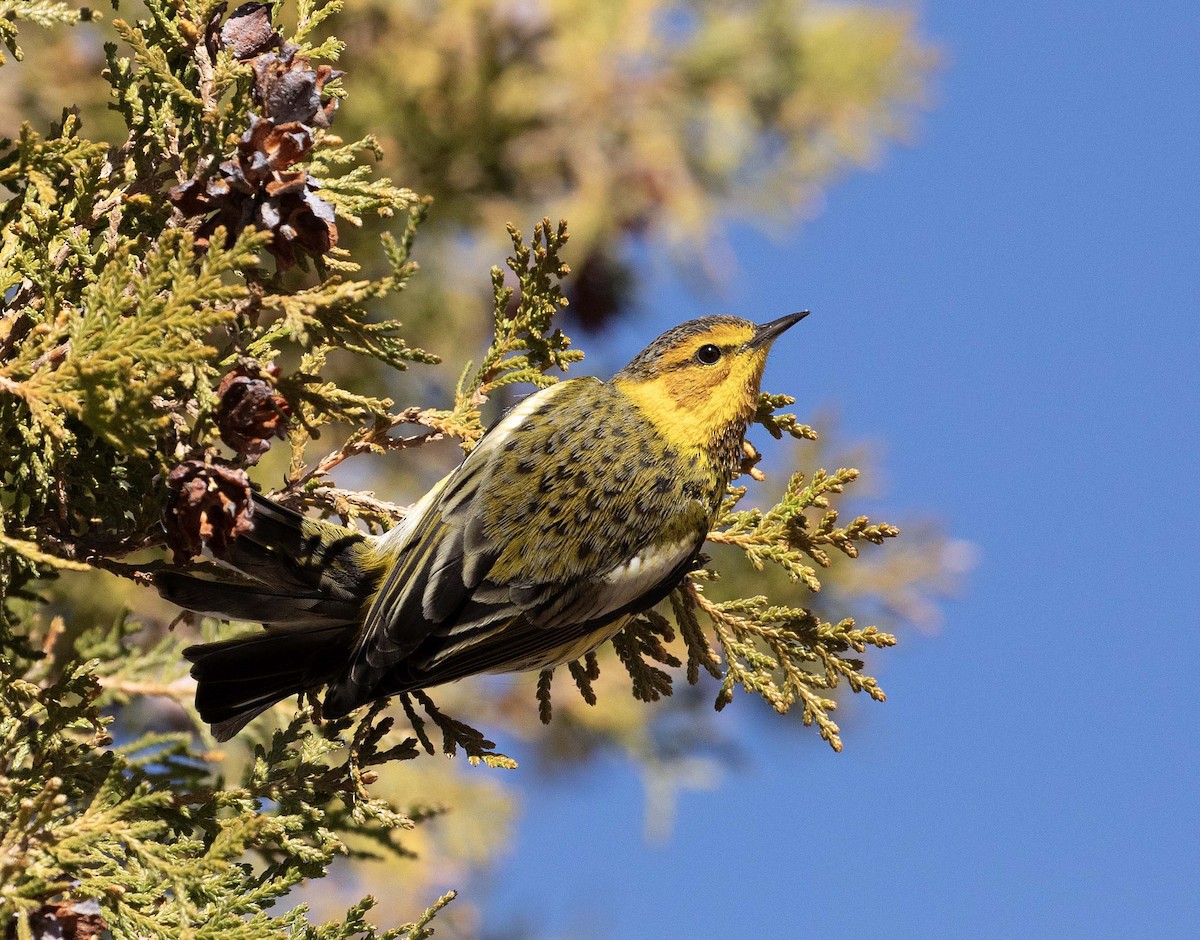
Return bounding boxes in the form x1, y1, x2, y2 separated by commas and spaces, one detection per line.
613, 312, 808, 453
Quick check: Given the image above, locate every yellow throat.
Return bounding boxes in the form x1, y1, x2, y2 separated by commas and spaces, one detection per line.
612, 313, 806, 454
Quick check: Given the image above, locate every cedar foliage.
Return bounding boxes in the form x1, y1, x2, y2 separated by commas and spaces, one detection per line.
1, 1, 922, 935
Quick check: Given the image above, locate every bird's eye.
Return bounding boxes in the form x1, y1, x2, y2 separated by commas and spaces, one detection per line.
695, 344, 722, 365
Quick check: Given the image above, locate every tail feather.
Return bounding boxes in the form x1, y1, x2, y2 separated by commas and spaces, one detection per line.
185, 625, 355, 741
231, 495, 378, 601
160, 492, 384, 739
157, 572, 362, 625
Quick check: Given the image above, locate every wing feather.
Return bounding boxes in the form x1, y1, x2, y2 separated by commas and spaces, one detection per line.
341, 383, 577, 688
331, 377, 712, 712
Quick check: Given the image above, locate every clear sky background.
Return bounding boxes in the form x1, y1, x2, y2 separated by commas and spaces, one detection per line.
480, 3, 1200, 937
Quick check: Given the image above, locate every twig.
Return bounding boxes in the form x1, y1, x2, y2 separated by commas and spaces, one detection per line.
292, 486, 412, 525
295, 406, 443, 486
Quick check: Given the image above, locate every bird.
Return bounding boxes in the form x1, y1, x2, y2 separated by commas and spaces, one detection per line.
158, 312, 808, 740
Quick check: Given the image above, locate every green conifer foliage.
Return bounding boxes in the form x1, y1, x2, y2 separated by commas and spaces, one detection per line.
0, 2, 933, 935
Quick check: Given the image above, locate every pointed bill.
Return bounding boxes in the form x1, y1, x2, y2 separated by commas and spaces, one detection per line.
746, 311, 809, 350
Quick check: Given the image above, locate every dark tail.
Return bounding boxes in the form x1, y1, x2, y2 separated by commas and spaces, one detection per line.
158, 493, 384, 739
183, 625, 354, 741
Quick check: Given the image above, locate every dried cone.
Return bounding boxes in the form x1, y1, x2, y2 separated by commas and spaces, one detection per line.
163, 461, 253, 559
215, 361, 291, 461
169, 5, 341, 268
220, 2, 280, 61
24, 900, 109, 940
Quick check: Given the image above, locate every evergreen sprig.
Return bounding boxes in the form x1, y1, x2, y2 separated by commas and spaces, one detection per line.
1, 0, 910, 932
1, 1, 462, 933
0, 616, 452, 937
691, 587, 896, 752
0, 0, 436, 589
423, 219, 584, 448
541, 435, 901, 752
9, 227, 267, 448
753, 391, 818, 442
0, 0, 84, 66
399, 691, 517, 769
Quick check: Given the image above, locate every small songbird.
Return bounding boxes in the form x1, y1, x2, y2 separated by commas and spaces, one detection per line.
160, 312, 807, 740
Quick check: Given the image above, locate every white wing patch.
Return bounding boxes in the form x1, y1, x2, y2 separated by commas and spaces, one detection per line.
576, 535, 698, 623
603, 537, 697, 585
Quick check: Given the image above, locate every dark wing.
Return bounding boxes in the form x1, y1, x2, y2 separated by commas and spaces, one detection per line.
325, 378, 708, 715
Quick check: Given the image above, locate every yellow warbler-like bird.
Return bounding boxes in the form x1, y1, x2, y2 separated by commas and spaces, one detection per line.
159, 312, 807, 740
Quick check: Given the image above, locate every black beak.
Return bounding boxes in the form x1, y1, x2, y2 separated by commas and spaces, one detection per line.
746, 311, 809, 351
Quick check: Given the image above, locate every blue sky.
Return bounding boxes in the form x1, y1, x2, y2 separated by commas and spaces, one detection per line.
483, 3, 1200, 937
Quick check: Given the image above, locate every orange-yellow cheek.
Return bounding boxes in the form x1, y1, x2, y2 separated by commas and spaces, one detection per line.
614, 355, 766, 453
